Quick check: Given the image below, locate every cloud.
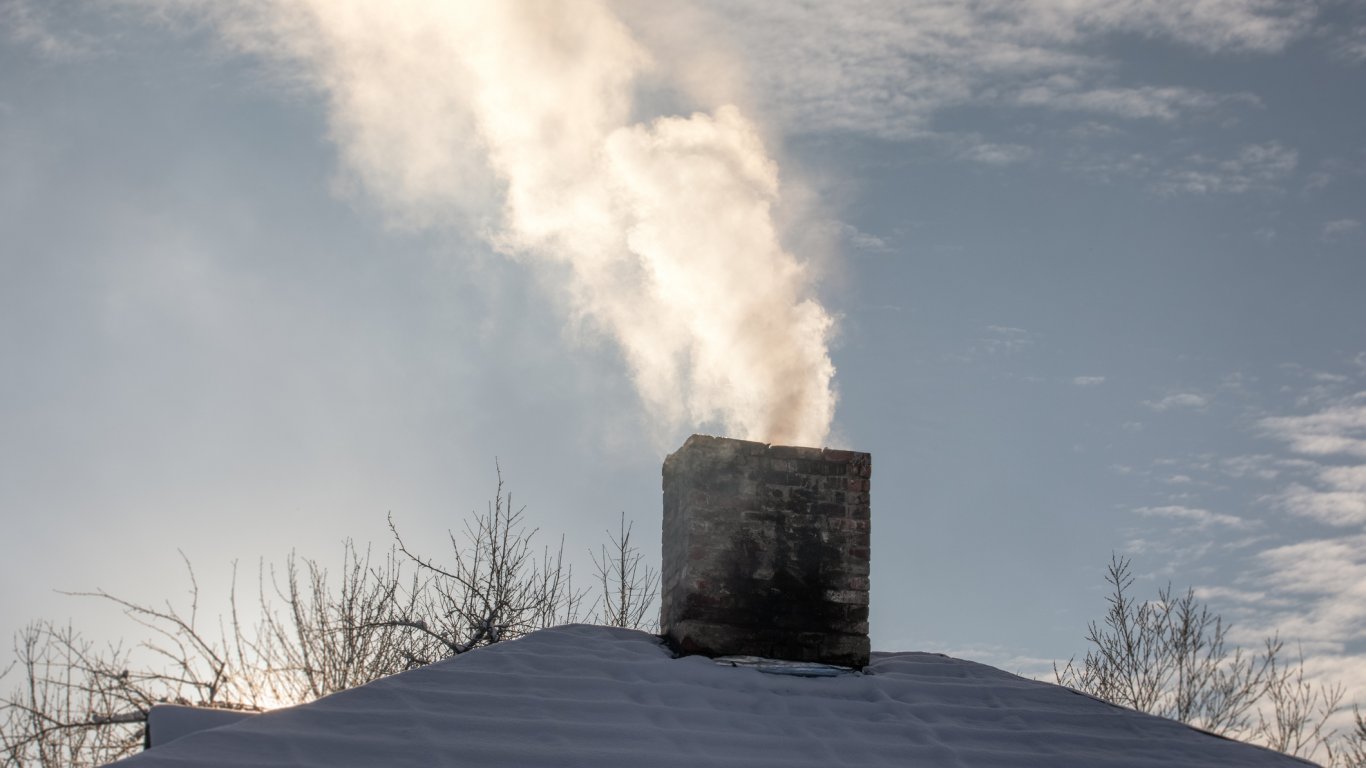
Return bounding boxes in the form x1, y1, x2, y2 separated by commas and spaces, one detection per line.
678, 0, 1313, 140
1321, 218, 1362, 241
957, 141, 1033, 166
1219, 454, 1281, 480
1250, 535, 1366, 646
983, 325, 1035, 353
1155, 142, 1298, 195
1332, 24, 1366, 63
1144, 392, 1209, 411
1259, 393, 1366, 458
839, 224, 892, 254
0, 0, 100, 60
1072, 376, 1106, 387
1255, 386, 1366, 549
1276, 483, 1366, 527
1192, 585, 1272, 605
1124, 378, 1366, 726
1014, 81, 1254, 121
1268, 465, 1366, 528
1136, 504, 1250, 530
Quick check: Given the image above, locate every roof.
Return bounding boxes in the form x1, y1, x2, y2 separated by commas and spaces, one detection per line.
111, 624, 1315, 767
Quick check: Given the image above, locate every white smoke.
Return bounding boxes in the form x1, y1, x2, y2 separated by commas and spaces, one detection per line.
176, 0, 837, 445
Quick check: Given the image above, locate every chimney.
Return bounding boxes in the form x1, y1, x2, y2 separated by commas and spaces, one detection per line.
661, 434, 871, 668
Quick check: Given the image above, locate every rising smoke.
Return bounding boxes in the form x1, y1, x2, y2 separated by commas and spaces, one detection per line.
182, 0, 837, 446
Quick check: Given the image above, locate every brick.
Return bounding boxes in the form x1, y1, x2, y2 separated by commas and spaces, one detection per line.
662, 434, 872, 668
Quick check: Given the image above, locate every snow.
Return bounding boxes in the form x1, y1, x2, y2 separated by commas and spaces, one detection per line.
109, 625, 1315, 767
145, 705, 256, 748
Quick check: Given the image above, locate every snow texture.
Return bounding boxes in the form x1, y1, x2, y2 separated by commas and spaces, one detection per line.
110, 625, 1315, 767
145, 705, 256, 748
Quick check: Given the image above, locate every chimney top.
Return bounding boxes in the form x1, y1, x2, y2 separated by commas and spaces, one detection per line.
660, 434, 871, 668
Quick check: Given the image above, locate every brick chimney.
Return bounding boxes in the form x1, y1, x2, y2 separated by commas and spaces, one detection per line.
661, 435, 871, 668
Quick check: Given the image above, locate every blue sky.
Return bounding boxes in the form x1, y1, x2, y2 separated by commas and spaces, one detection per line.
2, 0, 1364, 719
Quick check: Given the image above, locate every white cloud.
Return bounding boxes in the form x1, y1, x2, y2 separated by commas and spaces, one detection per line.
1320, 465, 1366, 493
1251, 535, 1366, 644
1144, 392, 1209, 411
958, 141, 1033, 166
1042, 0, 1315, 53
678, 1, 1313, 140
1259, 393, 1366, 458
1277, 483, 1366, 527
1269, 465, 1366, 528
1219, 454, 1281, 480
839, 224, 892, 254
1321, 218, 1362, 241
954, 325, 1038, 364
1304, 170, 1333, 191
1192, 585, 1270, 605
0, 0, 99, 60
984, 325, 1035, 353
1140, 383, 1366, 730
1332, 24, 1366, 63
1072, 376, 1106, 387
1136, 505, 1250, 530
1014, 81, 1253, 121
1155, 142, 1298, 195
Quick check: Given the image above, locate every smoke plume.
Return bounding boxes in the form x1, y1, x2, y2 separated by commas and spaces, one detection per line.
187, 0, 837, 445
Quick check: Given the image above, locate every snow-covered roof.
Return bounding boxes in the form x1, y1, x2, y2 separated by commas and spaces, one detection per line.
110, 625, 1314, 767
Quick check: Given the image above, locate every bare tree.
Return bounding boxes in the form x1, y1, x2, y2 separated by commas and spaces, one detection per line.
0, 552, 268, 768
0, 623, 145, 767
378, 464, 585, 662
590, 513, 658, 631
252, 543, 429, 704
1056, 555, 1349, 764
1253, 644, 1345, 760
0, 466, 641, 767
1330, 706, 1366, 768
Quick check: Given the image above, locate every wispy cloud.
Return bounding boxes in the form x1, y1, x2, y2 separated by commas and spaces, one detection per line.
1144, 392, 1209, 411
1121, 371, 1366, 723
839, 224, 893, 254
1250, 535, 1366, 649
1239, 385, 1366, 724
1331, 24, 1366, 63
1257, 391, 1366, 526
983, 325, 1035, 354
1072, 375, 1106, 387
1321, 218, 1362, 242
686, 1, 1314, 140
1259, 393, 1366, 459
1014, 80, 1255, 121
1219, 454, 1281, 480
1136, 504, 1250, 530
951, 325, 1038, 365
0, 0, 100, 60
1276, 483, 1366, 527
1155, 142, 1298, 195
957, 140, 1034, 166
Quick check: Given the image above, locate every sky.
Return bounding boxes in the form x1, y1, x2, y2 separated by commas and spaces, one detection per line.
2, 0, 1364, 726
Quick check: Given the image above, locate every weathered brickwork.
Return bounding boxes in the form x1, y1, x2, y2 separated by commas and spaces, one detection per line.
661, 434, 871, 668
